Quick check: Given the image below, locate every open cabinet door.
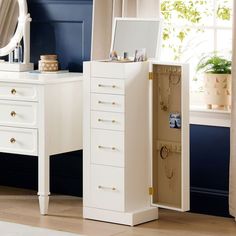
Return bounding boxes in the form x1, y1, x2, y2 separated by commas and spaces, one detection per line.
149, 62, 190, 211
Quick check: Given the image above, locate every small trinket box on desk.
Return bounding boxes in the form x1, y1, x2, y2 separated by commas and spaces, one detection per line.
38, 55, 59, 72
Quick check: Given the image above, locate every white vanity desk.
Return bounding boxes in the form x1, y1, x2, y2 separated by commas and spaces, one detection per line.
0, 71, 83, 215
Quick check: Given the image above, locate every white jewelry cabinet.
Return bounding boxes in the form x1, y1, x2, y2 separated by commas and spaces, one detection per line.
0, 72, 83, 215
83, 61, 189, 226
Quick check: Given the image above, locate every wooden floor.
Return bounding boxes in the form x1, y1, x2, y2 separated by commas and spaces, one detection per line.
0, 186, 235, 236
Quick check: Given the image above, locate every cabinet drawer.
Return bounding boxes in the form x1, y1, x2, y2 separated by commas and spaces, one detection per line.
91, 78, 124, 95
91, 111, 124, 131
91, 93, 125, 113
0, 126, 38, 156
0, 83, 38, 101
91, 61, 125, 79
90, 165, 124, 211
0, 101, 38, 128
91, 129, 124, 167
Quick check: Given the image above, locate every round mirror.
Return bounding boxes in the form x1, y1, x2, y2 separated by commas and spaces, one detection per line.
0, 0, 19, 49
0, 0, 28, 57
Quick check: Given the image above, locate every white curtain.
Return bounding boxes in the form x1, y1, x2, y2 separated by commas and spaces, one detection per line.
229, 0, 236, 219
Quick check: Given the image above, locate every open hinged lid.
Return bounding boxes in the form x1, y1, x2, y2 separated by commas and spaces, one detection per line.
110, 18, 162, 59
149, 61, 190, 212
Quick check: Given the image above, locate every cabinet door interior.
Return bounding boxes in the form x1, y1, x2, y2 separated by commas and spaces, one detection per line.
151, 63, 189, 211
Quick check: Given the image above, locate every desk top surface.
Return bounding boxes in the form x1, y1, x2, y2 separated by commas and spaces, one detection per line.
0, 71, 83, 84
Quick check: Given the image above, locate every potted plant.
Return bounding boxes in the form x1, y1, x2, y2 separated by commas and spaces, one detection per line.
197, 55, 232, 110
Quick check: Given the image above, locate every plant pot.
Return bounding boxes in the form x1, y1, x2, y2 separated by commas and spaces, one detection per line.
203, 73, 231, 110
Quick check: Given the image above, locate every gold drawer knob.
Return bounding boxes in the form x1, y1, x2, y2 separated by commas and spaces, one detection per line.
11, 89, 17, 95
10, 138, 16, 144
10, 111, 16, 117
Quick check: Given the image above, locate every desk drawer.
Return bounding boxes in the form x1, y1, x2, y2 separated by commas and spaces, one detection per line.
91, 93, 125, 113
0, 83, 38, 101
90, 165, 124, 211
91, 111, 124, 131
0, 101, 38, 128
91, 129, 124, 167
0, 126, 38, 156
91, 78, 124, 95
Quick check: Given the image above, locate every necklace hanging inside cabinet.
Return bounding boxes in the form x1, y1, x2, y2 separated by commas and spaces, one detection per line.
157, 67, 181, 112
158, 74, 170, 111
160, 145, 174, 180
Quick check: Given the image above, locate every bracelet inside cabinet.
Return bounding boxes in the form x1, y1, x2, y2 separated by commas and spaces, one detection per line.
152, 64, 182, 209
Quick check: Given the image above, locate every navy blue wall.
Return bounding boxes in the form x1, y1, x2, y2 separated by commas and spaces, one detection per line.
29, 0, 93, 72
190, 125, 230, 217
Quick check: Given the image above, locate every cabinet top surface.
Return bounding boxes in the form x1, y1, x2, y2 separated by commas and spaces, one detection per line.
0, 71, 83, 84
88, 60, 187, 67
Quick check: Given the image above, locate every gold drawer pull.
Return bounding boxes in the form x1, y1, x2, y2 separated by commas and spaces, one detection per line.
98, 145, 116, 150
98, 101, 116, 105
10, 138, 16, 144
11, 89, 17, 95
98, 119, 116, 123
98, 185, 116, 191
98, 84, 117, 88
10, 111, 16, 117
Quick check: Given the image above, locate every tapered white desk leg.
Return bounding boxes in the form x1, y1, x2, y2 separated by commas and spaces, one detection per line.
38, 152, 50, 215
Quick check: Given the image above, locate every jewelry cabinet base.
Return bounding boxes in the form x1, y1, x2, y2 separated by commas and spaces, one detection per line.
83, 207, 158, 226
0, 62, 34, 72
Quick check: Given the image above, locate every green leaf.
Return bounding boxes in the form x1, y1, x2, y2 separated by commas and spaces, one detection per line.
217, 6, 231, 20
196, 55, 231, 74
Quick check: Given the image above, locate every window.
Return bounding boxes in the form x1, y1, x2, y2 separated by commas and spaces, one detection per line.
160, 0, 233, 95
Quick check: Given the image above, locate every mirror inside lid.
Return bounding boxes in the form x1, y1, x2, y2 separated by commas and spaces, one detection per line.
111, 18, 162, 59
